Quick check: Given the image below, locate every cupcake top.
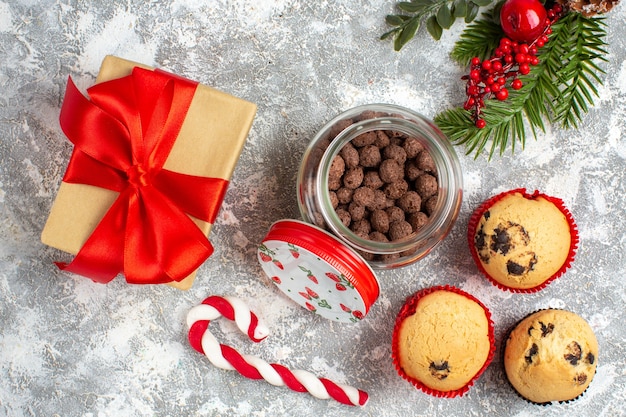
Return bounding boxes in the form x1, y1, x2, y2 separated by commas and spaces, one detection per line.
469, 189, 578, 292
504, 309, 598, 404
392, 286, 495, 397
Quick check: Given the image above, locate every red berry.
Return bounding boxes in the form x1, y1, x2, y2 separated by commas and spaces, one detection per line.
470, 69, 481, 80
475, 119, 487, 129
519, 63, 531, 74
471, 57, 481, 66
518, 44, 529, 54
496, 89, 509, 101
481, 60, 492, 71
500, 0, 548, 43
512, 79, 523, 90
492, 61, 503, 72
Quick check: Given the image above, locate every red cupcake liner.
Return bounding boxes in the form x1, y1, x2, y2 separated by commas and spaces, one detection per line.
467, 188, 579, 293
391, 285, 496, 398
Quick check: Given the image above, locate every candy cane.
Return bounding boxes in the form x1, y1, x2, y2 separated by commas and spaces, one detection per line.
186, 295, 369, 407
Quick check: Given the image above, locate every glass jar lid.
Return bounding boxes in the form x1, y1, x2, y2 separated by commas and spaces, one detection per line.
258, 219, 380, 323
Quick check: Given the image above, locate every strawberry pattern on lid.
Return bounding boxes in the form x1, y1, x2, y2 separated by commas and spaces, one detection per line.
258, 219, 380, 323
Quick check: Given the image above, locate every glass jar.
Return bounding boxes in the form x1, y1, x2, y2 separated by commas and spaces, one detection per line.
297, 103, 463, 269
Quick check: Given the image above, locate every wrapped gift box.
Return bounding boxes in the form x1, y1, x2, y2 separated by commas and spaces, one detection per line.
41, 55, 257, 290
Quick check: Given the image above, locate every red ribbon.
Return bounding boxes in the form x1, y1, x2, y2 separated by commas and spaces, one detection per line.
56, 67, 228, 284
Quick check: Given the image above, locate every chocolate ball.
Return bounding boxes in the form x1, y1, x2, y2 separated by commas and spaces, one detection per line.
336, 208, 351, 227
368, 231, 389, 243
336, 187, 353, 205
379, 159, 403, 183
397, 191, 422, 214
359, 145, 381, 168
353, 186, 375, 207
404, 160, 424, 182
386, 206, 405, 223
343, 166, 364, 189
348, 201, 366, 222
350, 218, 372, 236
374, 130, 391, 148
339, 143, 360, 169
352, 131, 377, 147
371, 189, 390, 210
370, 209, 390, 234
384, 180, 409, 200
424, 194, 439, 215
408, 211, 429, 232
416, 150, 436, 173
382, 144, 407, 166
389, 220, 413, 241
414, 173, 438, 199
363, 170, 384, 189
403, 136, 424, 158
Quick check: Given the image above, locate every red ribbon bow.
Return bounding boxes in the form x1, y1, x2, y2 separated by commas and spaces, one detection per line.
56, 67, 228, 284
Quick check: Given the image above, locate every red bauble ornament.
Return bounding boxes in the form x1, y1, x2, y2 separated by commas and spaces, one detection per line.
500, 0, 548, 43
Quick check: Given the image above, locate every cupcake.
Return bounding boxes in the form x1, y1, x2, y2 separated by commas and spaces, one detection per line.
392, 286, 495, 397
503, 309, 599, 404
468, 188, 578, 292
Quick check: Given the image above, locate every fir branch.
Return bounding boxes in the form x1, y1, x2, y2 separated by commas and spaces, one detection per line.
551, 13, 608, 129
449, 11, 503, 66
434, 11, 609, 159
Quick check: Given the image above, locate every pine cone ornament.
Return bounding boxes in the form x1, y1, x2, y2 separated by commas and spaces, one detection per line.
557, 0, 621, 16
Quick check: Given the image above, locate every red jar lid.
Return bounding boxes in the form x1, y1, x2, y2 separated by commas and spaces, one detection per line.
258, 219, 380, 323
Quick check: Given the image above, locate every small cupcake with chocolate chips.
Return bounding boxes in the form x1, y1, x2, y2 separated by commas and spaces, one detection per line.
467, 188, 578, 292
503, 309, 599, 404
392, 286, 495, 397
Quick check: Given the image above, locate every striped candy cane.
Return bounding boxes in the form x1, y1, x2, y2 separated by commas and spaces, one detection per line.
187, 295, 369, 406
